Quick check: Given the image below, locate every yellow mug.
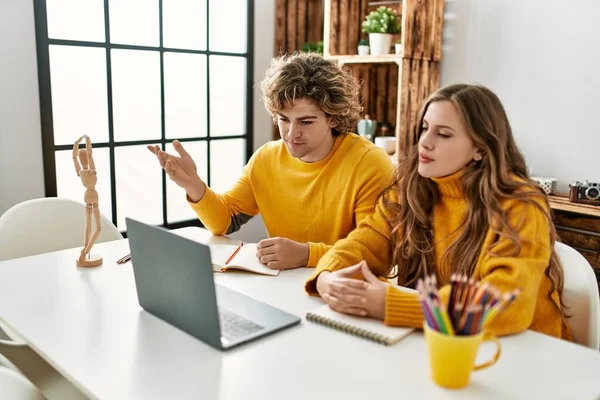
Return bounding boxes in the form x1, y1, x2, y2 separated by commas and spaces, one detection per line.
423, 322, 502, 389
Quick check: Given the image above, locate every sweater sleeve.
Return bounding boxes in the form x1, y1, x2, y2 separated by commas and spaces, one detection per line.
352, 148, 395, 224
187, 150, 261, 235
472, 198, 552, 337
383, 197, 552, 336
304, 148, 394, 268
305, 195, 396, 295
306, 243, 333, 268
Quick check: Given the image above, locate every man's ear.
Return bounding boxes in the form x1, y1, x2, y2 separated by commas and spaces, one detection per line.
325, 114, 335, 129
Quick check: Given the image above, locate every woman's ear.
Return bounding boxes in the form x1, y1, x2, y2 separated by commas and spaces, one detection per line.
473, 148, 484, 161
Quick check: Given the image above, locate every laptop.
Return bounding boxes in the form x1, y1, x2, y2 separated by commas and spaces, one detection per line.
125, 218, 301, 351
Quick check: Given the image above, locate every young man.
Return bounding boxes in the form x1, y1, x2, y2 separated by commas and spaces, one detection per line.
148, 52, 394, 270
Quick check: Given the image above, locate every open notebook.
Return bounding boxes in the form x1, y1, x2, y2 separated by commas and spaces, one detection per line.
306, 305, 414, 345
208, 243, 280, 276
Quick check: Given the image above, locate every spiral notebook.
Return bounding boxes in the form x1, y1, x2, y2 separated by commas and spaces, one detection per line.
306, 305, 415, 345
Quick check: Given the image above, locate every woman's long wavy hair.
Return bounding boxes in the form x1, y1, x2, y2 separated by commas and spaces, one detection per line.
382, 84, 566, 310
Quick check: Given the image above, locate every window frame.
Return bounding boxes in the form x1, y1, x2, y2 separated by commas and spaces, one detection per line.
33, 0, 255, 230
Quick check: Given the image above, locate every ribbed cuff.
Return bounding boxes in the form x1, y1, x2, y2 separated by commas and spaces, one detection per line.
186, 186, 213, 210
306, 243, 320, 267
384, 285, 424, 328
186, 188, 229, 235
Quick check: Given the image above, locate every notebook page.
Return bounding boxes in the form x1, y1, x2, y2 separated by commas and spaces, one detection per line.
208, 244, 240, 266
229, 244, 280, 276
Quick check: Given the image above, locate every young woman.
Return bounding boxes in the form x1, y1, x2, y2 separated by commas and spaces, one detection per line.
305, 83, 571, 339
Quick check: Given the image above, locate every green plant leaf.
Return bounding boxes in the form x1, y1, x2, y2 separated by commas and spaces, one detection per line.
361, 6, 401, 34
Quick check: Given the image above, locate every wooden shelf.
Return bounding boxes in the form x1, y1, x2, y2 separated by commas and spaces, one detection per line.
323, 0, 445, 157
326, 53, 402, 65
548, 194, 600, 218
368, 1, 403, 6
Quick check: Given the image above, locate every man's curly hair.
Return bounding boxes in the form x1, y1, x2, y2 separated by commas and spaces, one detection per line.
260, 52, 362, 136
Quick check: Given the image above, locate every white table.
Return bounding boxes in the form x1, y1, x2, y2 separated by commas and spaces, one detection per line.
0, 227, 599, 400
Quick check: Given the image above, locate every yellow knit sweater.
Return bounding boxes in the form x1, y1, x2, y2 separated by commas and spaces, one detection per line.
306, 169, 571, 339
188, 133, 395, 267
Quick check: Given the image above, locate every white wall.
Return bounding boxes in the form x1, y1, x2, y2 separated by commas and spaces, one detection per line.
0, 0, 45, 215
441, 0, 600, 192
253, 0, 276, 150
0, 1, 275, 215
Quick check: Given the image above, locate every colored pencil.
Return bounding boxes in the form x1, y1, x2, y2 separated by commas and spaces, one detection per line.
416, 273, 521, 336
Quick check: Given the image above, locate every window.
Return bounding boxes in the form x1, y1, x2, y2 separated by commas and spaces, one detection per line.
33, 0, 254, 231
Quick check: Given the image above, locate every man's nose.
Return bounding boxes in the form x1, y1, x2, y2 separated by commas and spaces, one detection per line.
288, 123, 301, 138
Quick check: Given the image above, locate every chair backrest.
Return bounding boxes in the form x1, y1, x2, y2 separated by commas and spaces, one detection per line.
0, 366, 46, 400
556, 242, 600, 350
227, 214, 268, 243
0, 198, 123, 262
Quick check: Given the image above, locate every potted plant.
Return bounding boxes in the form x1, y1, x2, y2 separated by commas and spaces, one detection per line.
302, 41, 324, 55
395, 38, 402, 55
361, 6, 401, 56
357, 38, 369, 56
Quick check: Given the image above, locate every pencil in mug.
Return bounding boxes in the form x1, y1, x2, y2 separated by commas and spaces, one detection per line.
454, 275, 468, 318
418, 273, 521, 336
447, 273, 458, 314
418, 276, 455, 335
417, 280, 440, 332
427, 276, 455, 336
482, 288, 521, 329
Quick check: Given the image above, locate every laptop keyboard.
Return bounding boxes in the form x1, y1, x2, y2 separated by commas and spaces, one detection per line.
218, 307, 264, 342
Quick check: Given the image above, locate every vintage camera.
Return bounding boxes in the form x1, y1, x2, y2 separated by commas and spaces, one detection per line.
569, 181, 600, 204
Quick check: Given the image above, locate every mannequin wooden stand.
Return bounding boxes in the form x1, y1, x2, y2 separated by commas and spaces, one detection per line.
73, 135, 103, 268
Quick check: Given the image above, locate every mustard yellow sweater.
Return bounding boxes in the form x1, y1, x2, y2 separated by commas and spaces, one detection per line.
188, 133, 395, 267
306, 169, 571, 339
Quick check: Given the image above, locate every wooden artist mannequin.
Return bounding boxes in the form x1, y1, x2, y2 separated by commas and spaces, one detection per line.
73, 135, 103, 267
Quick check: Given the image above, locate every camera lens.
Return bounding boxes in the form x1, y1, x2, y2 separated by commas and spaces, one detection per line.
585, 187, 600, 200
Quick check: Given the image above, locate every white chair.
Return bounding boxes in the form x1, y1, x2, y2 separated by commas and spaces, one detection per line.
0, 366, 46, 400
0, 197, 123, 262
0, 197, 120, 399
227, 213, 269, 243
556, 242, 600, 350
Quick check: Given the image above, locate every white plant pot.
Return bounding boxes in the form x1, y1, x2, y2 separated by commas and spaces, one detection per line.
395, 43, 402, 55
368, 33, 392, 56
357, 45, 370, 56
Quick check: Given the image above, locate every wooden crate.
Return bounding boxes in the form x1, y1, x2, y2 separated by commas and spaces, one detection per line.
274, 0, 323, 55
324, 0, 445, 159
272, 0, 446, 152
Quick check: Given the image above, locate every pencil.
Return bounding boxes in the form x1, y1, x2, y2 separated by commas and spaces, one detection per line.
418, 281, 439, 331
463, 278, 476, 307
473, 282, 489, 305
471, 305, 484, 334
435, 298, 455, 336
488, 288, 501, 308
453, 302, 464, 333
117, 253, 131, 264
448, 273, 458, 314
429, 298, 447, 335
225, 242, 244, 265
482, 290, 520, 329
457, 275, 468, 309
463, 307, 475, 335
419, 280, 441, 331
